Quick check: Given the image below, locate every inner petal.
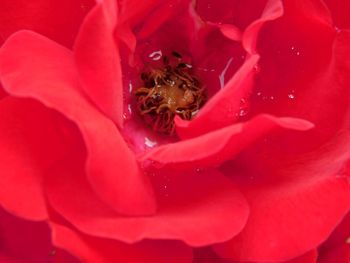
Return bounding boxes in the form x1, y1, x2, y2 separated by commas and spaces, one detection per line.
119, 1, 246, 151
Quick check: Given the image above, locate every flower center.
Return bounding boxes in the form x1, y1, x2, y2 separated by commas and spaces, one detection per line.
135, 52, 206, 135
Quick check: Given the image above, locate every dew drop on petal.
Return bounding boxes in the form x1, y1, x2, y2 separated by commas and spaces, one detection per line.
149, 50, 163, 61
253, 64, 261, 74
288, 93, 295, 99
145, 137, 158, 148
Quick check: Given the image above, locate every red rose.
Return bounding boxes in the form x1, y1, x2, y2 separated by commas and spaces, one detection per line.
0, 0, 350, 262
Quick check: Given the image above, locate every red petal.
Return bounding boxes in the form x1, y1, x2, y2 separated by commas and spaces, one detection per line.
0, 0, 94, 47
236, 32, 350, 188
142, 114, 313, 171
320, 0, 350, 29
286, 250, 318, 263
249, 0, 337, 151
118, 0, 163, 27
74, 0, 124, 127
52, 223, 193, 263
0, 97, 70, 220
193, 248, 317, 263
195, 0, 267, 31
177, 0, 285, 139
175, 55, 259, 139
322, 212, 350, 250
243, 0, 284, 55
0, 30, 156, 216
0, 207, 52, 262
46, 158, 249, 246
318, 244, 350, 263
214, 174, 350, 262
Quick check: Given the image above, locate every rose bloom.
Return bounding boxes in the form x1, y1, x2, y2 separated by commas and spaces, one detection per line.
0, 0, 350, 262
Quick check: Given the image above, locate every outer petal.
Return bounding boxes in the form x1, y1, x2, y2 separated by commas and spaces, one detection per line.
0, 30, 156, 216
214, 173, 350, 262
0, 97, 73, 220
318, 244, 350, 263
0, 207, 78, 263
193, 248, 317, 263
74, 0, 124, 126
0, 0, 94, 47
0, 207, 52, 262
51, 223, 193, 263
319, 209, 350, 262
46, 158, 249, 247
142, 114, 313, 171
322, 0, 350, 29
0, 83, 6, 100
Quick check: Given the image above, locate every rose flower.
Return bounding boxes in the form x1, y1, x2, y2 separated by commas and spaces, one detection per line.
0, 0, 350, 262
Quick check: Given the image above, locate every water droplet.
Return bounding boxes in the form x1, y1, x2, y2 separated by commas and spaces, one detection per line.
145, 137, 157, 148
288, 90, 296, 100
346, 237, 350, 244
149, 50, 163, 61
253, 64, 261, 74
195, 167, 203, 173
238, 109, 248, 117
291, 45, 301, 57
335, 26, 342, 33
123, 113, 128, 120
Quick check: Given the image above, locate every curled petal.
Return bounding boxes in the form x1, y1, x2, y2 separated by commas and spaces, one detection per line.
51, 223, 193, 263
46, 158, 249, 247
176, 55, 260, 139
142, 114, 313, 171
243, 0, 284, 54
0, 30, 156, 216
74, 0, 124, 126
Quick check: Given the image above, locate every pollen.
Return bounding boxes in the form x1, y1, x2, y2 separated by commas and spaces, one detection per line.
135, 52, 206, 135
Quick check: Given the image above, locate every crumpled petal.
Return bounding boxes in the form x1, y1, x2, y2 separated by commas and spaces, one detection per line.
74, 0, 124, 126
0, 30, 156, 216
141, 114, 313, 171
51, 223, 193, 263
46, 157, 249, 247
